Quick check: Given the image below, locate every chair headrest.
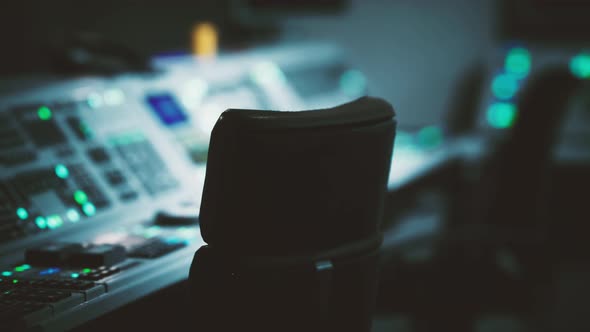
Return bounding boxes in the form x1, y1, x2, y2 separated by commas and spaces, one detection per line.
199, 97, 396, 255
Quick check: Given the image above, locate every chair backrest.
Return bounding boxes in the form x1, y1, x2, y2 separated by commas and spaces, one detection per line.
477, 67, 582, 237
189, 97, 396, 332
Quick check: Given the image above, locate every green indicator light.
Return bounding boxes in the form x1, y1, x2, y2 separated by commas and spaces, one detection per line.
37, 106, 52, 120
16, 207, 29, 220
491, 74, 519, 100
71, 273, 80, 279
14, 264, 31, 272
74, 190, 88, 205
66, 209, 81, 222
250, 61, 286, 85
47, 215, 63, 229
1, 271, 12, 277
487, 102, 517, 129
82, 202, 96, 216
417, 126, 444, 149
35, 216, 47, 229
55, 164, 69, 179
12, 279, 18, 284
82, 268, 92, 274
505, 47, 531, 77
570, 53, 590, 79
340, 69, 368, 97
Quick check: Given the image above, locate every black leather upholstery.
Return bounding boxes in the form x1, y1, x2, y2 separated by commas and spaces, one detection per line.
199, 96, 396, 255
189, 97, 396, 332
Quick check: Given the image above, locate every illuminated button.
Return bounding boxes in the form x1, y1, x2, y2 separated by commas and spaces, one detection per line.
487, 102, 517, 129
87, 93, 103, 108
37, 106, 52, 120
12, 279, 18, 284
74, 190, 88, 204
14, 264, 31, 272
55, 164, 69, 179
67, 209, 81, 222
16, 207, 29, 220
104, 89, 126, 106
570, 52, 590, 79
39, 267, 61, 276
35, 216, 47, 229
71, 273, 80, 279
82, 202, 96, 216
82, 268, 92, 274
1, 271, 12, 277
47, 215, 64, 229
505, 47, 531, 77
492, 74, 519, 100
340, 69, 367, 97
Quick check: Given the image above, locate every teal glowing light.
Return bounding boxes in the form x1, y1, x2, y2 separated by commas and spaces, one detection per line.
491, 73, 519, 100
71, 273, 80, 279
487, 102, 517, 129
47, 215, 63, 229
37, 106, 52, 120
35, 216, 47, 229
82, 202, 96, 216
104, 89, 126, 106
14, 264, 31, 272
1, 271, 12, 277
339, 69, 367, 97
16, 207, 29, 220
505, 47, 531, 77
570, 53, 590, 79
66, 209, 81, 222
417, 126, 443, 149
87, 93, 103, 108
250, 61, 286, 85
74, 190, 88, 205
55, 164, 69, 179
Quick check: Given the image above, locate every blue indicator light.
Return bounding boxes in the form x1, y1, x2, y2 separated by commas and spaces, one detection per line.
39, 267, 61, 276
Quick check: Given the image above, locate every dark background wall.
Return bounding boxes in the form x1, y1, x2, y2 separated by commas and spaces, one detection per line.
0, 0, 496, 127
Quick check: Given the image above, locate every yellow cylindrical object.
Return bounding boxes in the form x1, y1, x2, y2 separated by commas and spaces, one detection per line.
192, 22, 218, 58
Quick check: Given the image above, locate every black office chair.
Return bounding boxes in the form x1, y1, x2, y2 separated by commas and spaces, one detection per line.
188, 97, 396, 332
377, 66, 584, 331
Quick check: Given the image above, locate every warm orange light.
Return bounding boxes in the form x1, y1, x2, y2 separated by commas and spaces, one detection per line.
192, 22, 218, 58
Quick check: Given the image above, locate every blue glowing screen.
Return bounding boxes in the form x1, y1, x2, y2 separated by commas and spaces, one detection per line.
146, 94, 188, 126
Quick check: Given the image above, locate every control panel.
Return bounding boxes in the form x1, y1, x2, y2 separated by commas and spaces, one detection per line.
0, 43, 368, 331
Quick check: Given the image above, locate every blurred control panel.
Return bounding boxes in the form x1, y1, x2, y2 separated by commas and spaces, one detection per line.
0, 42, 368, 331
